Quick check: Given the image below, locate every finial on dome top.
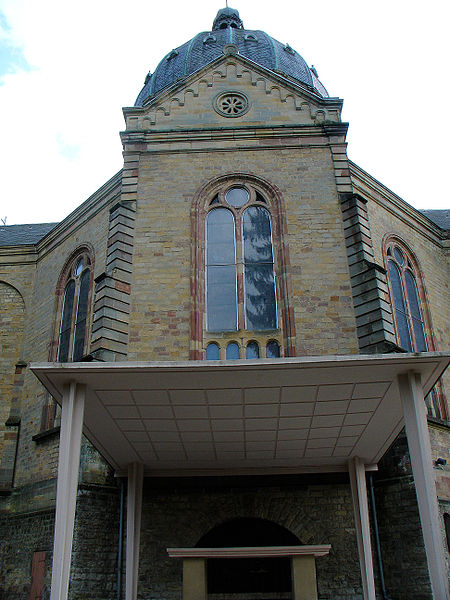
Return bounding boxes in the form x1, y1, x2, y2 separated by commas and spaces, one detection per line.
212, 7, 244, 30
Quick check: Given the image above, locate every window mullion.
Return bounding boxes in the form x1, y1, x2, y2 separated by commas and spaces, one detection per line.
236, 214, 245, 330
70, 279, 82, 360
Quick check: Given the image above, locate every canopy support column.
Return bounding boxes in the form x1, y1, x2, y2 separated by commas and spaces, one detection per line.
50, 382, 85, 600
398, 372, 449, 600
126, 462, 144, 600
349, 456, 376, 600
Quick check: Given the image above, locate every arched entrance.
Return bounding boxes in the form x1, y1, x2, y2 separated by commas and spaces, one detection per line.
196, 518, 301, 597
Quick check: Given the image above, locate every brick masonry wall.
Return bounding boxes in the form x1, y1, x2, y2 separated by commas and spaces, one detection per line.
128, 145, 359, 360
11, 209, 110, 492
0, 282, 25, 486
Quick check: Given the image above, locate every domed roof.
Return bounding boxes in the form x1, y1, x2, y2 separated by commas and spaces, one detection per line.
135, 8, 328, 107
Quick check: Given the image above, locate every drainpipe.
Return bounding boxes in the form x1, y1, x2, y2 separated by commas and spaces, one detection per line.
368, 472, 391, 600
117, 478, 125, 600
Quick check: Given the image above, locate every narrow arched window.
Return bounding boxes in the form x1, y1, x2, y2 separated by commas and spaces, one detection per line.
206, 208, 237, 332
386, 244, 427, 353
266, 340, 280, 358
57, 253, 92, 362
226, 342, 240, 359
384, 239, 446, 418
246, 341, 260, 359
243, 206, 276, 330
206, 342, 220, 360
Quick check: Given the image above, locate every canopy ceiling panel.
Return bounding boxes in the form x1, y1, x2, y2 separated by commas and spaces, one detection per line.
31, 352, 449, 476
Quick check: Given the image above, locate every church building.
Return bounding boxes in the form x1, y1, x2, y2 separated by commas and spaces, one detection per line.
0, 7, 449, 600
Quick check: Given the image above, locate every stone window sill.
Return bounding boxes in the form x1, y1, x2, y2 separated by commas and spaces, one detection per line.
32, 426, 61, 443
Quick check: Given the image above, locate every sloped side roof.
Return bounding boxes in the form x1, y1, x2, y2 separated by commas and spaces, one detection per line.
419, 210, 449, 231
0, 223, 57, 246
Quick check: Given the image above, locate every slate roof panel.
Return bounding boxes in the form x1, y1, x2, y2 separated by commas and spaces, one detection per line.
0, 223, 57, 246
419, 210, 450, 231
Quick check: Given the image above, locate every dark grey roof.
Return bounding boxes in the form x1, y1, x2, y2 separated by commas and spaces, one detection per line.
0, 223, 57, 246
419, 210, 450, 231
135, 8, 328, 106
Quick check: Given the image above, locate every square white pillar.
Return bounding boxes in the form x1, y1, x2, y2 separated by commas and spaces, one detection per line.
348, 456, 376, 600
126, 462, 144, 600
50, 381, 85, 600
182, 558, 207, 600
398, 372, 449, 600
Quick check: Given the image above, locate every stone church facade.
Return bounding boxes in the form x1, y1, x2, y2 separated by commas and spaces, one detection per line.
0, 7, 449, 600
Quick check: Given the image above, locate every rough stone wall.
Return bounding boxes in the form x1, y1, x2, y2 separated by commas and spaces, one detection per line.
69, 486, 120, 600
138, 480, 363, 600
0, 508, 55, 599
373, 474, 432, 600
0, 485, 120, 600
429, 422, 450, 499
128, 145, 359, 360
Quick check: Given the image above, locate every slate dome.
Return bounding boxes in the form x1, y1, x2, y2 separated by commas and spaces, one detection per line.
135, 7, 328, 106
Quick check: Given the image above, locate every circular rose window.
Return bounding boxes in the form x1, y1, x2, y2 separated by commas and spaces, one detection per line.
214, 92, 249, 118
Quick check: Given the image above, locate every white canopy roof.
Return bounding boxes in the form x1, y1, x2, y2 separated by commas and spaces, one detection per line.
31, 352, 449, 477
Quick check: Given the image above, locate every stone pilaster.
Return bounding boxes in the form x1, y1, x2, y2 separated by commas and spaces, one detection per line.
340, 193, 398, 353
90, 163, 137, 361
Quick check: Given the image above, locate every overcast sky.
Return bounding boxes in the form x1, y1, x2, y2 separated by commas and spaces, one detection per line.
0, 0, 448, 226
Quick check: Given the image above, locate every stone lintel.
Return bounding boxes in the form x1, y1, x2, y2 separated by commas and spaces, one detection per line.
167, 545, 331, 559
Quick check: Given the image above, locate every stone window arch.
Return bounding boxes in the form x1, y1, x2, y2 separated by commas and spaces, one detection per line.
191, 174, 295, 360
53, 247, 94, 362
383, 236, 446, 418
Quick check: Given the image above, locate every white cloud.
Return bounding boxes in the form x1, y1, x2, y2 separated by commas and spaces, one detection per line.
0, 0, 448, 225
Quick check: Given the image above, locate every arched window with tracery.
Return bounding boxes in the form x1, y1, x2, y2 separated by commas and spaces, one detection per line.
384, 237, 446, 418
192, 175, 295, 360
55, 249, 94, 362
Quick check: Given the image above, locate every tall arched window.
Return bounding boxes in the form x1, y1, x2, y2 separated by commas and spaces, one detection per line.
191, 174, 296, 360
384, 238, 446, 418
56, 251, 93, 362
204, 185, 278, 356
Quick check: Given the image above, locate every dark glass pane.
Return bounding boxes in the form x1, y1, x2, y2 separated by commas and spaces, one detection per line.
246, 341, 260, 359
73, 270, 90, 361
266, 340, 280, 358
206, 209, 237, 332
243, 207, 276, 330
57, 280, 75, 362
207, 208, 236, 265
74, 258, 84, 276
226, 342, 240, 359
425, 388, 441, 418
206, 343, 219, 360
207, 265, 237, 331
404, 271, 427, 352
393, 247, 404, 265
245, 264, 276, 330
388, 261, 412, 351
225, 187, 249, 207
243, 206, 273, 263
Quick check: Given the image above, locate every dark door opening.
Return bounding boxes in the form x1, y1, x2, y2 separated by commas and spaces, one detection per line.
196, 517, 301, 598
